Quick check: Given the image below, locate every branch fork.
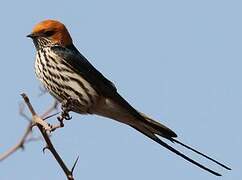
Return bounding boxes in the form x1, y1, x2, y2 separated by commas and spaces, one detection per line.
0, 93, 79, 180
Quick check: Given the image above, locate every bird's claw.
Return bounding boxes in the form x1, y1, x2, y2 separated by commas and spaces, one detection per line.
56, 97, 74, 127
58, 110, 72, 121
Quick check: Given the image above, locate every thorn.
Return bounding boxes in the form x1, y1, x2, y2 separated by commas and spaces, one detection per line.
42, 146, 49, 154
71, 156, 79, 173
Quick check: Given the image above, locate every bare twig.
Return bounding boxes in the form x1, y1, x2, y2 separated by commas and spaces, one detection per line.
21, 93, 75, 180
19, 102, 31, 122
0, 123, 32, 161
0, 99, 58, 161
0, 94, 77, 179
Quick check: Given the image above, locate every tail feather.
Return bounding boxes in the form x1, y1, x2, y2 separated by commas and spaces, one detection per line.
131, 125, 222, 176
135, 113, 231, 175
95, 99, 231, 175
140, 112, 177, 138
172, 138, 231, 170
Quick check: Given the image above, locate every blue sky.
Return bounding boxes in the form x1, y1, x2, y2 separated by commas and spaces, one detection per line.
0, 0, 241, 179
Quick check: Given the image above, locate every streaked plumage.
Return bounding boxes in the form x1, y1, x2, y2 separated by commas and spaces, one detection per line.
27, 19, 231, 176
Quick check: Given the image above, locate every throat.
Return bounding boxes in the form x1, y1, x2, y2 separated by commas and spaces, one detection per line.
32, 37, 53, 50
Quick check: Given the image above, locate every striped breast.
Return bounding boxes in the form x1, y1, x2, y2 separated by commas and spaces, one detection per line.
34, 47, 99, 114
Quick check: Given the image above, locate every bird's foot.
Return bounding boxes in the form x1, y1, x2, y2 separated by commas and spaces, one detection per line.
55, 97, 74, 129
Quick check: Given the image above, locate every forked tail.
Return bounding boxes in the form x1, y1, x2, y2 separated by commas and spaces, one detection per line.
171, 138, 231, 170
132, 113, 231, 176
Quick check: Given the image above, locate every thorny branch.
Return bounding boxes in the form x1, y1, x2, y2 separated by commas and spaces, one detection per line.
0, 93, 78, 180
0, 100, 58, 161
0, 123, 32, 161
21, 93, 77, 180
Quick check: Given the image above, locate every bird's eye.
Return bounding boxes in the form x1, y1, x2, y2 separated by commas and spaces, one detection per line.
43, 30, 55, 37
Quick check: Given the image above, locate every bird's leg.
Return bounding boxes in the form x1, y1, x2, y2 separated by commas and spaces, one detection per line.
57, 97, 73, 127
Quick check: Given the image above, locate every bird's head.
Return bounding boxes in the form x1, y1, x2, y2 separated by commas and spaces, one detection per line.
27, 19, 73, 49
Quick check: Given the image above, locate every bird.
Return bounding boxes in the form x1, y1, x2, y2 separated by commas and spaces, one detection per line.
27, 19, 231, 176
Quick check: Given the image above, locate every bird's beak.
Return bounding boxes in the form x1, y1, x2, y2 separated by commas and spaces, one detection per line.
27, 33, 37, 38
26, 34, 33, 38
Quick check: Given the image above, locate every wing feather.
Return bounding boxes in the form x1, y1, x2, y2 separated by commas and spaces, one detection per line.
51, 45, 156, 128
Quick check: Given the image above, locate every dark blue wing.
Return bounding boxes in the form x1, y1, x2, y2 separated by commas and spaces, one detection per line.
51, 44, 152, 126
51, 44, 117, 96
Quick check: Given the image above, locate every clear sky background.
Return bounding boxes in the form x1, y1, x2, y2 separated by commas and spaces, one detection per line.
0, 0, 241, 179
